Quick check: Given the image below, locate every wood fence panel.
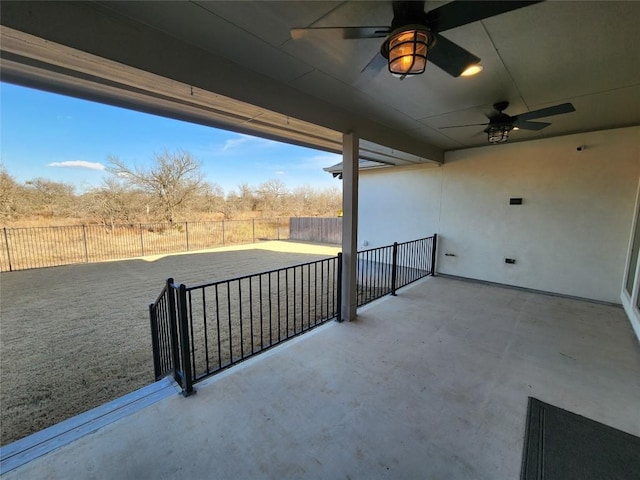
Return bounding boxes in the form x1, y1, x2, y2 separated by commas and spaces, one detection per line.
289, 217, 342, 244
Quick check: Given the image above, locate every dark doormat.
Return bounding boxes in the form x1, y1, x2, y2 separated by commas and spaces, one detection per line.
521, 397, 640, 480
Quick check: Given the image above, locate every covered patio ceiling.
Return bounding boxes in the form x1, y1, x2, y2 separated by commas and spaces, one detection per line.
1, 1, 639, 165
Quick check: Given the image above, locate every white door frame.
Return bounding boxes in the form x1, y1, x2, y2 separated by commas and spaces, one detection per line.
621, 178, 640, 342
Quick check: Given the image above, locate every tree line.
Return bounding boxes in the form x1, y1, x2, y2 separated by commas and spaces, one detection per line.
0, 150, 342, 226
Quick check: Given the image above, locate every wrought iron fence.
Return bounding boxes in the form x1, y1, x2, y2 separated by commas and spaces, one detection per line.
356, 236, 437, 306
149, 235, 437, 395
0, 219, 288, 272
149, 280, 178, 384
150, 257, 340, 394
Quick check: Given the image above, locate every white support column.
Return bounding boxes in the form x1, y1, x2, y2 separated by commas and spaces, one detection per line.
342, 132, 359, 321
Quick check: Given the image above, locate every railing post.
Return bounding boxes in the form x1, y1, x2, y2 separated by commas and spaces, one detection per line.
139, 223, 145, 256
336, 253, 343, 322
430, 234, 438, 276
149, 303, 161, 380
166, 278, 181, 387
177, 284, 195, 396
391, 242, 398, 296
185, 222, 190, 252
82, 224, 89, 263
3, 227, 12, 272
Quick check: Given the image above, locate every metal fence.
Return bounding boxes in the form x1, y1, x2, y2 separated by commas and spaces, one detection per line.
356, 236, 437, 306
0, 219, 288, 272
150, 257, 340, 395
149, 235, 437, 395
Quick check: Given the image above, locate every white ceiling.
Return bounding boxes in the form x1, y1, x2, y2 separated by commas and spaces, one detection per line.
1, 1, 639, 162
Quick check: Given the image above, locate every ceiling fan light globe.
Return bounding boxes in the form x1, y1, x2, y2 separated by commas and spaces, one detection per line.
487, 124, 512, 144
388, 28, 430, 75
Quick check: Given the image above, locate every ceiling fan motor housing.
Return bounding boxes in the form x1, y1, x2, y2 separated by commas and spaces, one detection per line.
390, 1, 428, 29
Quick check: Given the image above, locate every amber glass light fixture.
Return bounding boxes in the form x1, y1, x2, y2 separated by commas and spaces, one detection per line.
387, 27, 432, 75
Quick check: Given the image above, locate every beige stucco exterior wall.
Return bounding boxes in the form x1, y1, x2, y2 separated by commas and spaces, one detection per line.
357, 126, 640, 304
355, 163, 443, 249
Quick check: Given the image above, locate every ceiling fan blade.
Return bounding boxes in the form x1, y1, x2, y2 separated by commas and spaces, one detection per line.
440, 122, 489, 129
428, 33, 480, 77
516, 103, 576, 121
360, 51, 388, 75
425, 1, 542, 33
291, 26, 390, 41
353, 52, 388, 88
513, 120, 551, 131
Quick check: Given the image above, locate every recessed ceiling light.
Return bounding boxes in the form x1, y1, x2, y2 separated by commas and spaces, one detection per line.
460, 64, 483, 77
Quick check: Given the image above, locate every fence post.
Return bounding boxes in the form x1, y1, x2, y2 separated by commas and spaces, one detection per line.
391, 242, 398, 296
166, 278, 182, 387
336, 253, 343, 322
430, 234, 438, 276
139, 223, 145, 256
252, 218, 255, 243
82, 224, 89, 263
177, 284, 195, 396
3, 227, 12, 272
185, 222, 189, 252
222, 220, 225, 245
149, 303, 161, 380
277, 217, 280, 240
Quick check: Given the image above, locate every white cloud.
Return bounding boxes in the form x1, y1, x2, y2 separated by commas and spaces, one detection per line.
48, 160, 106, 171
222, 136, 251, 151
222, 134, 279, 152
275, 170, 286, 175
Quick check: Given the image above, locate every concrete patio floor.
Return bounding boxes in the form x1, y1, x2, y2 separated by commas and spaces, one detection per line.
2, 276, 639, 479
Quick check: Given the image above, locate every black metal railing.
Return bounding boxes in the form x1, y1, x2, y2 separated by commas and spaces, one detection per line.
148, 278, 194, 394
149, 279, 179, 385
184, 256, 339, 385
356, 235, 437, 306
149, 235, 437, 395
149, 257, 341, 394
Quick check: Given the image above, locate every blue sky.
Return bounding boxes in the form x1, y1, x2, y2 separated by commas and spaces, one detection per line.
0, 82, 341, 194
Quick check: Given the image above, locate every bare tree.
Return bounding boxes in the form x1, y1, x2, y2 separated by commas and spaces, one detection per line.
313, 185, 342, 216
288, 185, 342, 217
236, 182, 257, 212
83, 177, 144, 229
256, 178, 288, 217
0, 167, 20, 220
108, 149, 204, 224
24, 178, 75, 218
195, 182, 229, 218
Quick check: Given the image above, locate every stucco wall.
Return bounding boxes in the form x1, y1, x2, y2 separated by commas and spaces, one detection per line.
357, 126, 640, 303
356, 163, 443, 249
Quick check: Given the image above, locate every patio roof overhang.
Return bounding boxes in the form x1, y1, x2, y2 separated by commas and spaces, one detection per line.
0, 25, 442, 167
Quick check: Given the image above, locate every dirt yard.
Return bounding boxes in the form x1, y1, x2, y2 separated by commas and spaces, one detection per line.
0, 241, 340, 445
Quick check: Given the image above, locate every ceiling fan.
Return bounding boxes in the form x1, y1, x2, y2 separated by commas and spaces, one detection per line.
440, 101, 577, 143
291, 1, 542, 78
